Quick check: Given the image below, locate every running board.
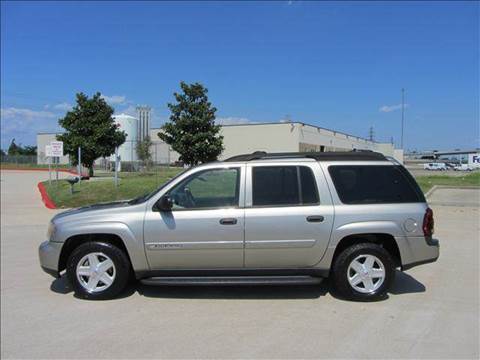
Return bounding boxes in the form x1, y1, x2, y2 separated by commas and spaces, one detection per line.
140, 275, 323, 286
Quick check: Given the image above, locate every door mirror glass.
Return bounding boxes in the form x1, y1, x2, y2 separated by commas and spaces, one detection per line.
155, 195, 173, 212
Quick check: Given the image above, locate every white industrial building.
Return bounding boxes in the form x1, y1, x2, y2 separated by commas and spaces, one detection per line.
215, 122, 398, 160
150, 121, 399, 161
37, 118, 401, 166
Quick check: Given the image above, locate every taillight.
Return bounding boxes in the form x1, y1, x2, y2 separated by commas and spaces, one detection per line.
423, 208, 434, 237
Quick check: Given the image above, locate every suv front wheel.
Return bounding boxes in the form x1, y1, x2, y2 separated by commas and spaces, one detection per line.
331, 242, 395, 301
66, 241, 131, 300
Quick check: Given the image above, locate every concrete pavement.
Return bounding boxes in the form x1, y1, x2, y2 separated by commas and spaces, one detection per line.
1, 169, 479, 359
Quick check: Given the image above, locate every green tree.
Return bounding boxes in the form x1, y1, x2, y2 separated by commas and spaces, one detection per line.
7, 138, 21, 155
159, 81, 223, 166
7, 140, 37, 156
21, 145, 37, 156
6, 139, 36, 156
57, 92, 126, 176
136, 135, 153, 170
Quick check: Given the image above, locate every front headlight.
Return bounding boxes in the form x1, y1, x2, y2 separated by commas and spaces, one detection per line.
46, 222, 56, 241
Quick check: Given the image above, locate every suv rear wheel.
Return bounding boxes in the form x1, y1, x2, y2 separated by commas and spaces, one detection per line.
332, 242, 395, 301
66, 241, 131, 300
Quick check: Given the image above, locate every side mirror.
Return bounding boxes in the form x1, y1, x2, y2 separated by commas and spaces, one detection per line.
154, 195, 173, 212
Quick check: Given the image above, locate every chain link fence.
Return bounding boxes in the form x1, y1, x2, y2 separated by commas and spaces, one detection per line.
1, 154, 49, 167
2, 143, 185, 207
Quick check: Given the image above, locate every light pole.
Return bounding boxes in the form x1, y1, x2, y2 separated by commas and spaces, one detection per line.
401, 88, 405, 149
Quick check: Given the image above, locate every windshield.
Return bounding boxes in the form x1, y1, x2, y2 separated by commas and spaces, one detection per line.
128, 168, 189, 205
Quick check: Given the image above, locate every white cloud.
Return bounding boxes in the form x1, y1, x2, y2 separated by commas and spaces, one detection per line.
101, 95, 127, 105
1, 107, 60, 148
379, 104, 409, 113
216, 117, 255, 125
0, 107, 56, 120
53, 102, 72, 111
116, 105, 137, 117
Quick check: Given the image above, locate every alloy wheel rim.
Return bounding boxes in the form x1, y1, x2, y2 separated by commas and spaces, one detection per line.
76, 252, 116, 293
347, 254, 385, 294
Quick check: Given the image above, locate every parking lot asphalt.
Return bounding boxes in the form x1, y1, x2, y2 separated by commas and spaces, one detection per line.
1, 169, 479, 359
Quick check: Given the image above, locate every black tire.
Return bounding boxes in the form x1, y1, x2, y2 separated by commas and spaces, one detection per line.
331, 242, 395, 301
66, 241, 131, 300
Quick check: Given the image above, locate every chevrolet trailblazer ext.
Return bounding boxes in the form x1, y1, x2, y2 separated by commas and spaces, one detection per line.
39, 151, 439, 301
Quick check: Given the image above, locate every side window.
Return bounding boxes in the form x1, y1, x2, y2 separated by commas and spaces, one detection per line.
169, 168, 240, 209
252, 166, 319, 207
300, 166, 319, 205
328, 165, 423, 204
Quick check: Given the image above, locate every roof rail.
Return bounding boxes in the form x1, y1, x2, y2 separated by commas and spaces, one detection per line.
224, 150, 387, 162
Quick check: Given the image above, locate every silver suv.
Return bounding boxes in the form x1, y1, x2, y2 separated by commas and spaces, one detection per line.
39, 151, 439, 301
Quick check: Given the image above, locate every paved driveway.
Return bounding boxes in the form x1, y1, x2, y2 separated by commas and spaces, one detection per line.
1, 170, 478, 359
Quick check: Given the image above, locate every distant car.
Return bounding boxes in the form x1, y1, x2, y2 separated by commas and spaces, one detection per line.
453, 164, 474, 171
423, 163, 447, 171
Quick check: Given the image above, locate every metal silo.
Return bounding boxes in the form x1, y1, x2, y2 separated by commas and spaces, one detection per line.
113, 114, 138, 162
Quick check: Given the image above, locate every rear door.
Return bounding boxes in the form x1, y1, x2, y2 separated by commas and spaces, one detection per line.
244, 162, 334, 268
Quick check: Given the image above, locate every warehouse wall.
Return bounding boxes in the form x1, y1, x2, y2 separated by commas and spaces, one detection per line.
220, 123, 299, 159
294, 123, 375, 152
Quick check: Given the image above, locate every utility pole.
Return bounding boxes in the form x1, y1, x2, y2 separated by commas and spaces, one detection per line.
368, 126, 375, 142
401, 88, 405, 149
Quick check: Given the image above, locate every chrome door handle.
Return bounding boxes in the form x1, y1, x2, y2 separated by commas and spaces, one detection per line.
219, 218, 238, 225
306, 215, 324, 223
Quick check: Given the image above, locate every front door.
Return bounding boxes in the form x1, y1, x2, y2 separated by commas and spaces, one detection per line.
144, 166, 245, 269
244, 163, 334, 268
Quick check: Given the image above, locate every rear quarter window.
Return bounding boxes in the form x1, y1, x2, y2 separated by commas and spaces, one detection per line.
328, 165, 424, 204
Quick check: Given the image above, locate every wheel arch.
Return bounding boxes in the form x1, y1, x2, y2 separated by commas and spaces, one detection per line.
331, 233, 402, 269
58, 233, 131, 272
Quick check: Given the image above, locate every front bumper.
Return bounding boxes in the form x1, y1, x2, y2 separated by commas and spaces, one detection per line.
400, 236, 440, 271
38, 241, 63, 278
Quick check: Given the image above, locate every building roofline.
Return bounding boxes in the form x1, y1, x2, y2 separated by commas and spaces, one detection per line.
151, 121, 373, 144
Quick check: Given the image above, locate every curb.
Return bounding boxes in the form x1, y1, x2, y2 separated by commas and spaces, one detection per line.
424, 185, 438, 199
425, 185, 480, 199
37, 182, 56, 209
1, 167, 81, 176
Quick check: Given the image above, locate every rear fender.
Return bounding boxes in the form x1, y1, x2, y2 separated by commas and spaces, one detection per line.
316, 220, 403, 271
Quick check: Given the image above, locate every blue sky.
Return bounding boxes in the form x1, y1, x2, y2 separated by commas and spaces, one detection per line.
1, 1, 478, 151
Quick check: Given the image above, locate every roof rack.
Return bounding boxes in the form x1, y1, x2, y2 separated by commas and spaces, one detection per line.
224, 150, 387, 162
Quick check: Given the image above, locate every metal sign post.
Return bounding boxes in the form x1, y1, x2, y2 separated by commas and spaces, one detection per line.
77, 147, 81, 183
46, 141, 63, 185
55, 157, 59, 184
45, 145, 52, 186
48, 157, 52, 185
114, 146, 119, 188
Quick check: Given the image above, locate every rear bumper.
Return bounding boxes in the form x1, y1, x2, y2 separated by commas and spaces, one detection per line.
399, 236, 439, 271
38, 241, 62, 278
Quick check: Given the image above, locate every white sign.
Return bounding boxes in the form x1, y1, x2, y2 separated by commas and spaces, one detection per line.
468, 153, 480, 168
49, 141, 63, 157
45, 145, 53, 157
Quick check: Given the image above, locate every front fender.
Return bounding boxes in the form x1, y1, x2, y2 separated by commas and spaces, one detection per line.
55, 221, 149, 272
